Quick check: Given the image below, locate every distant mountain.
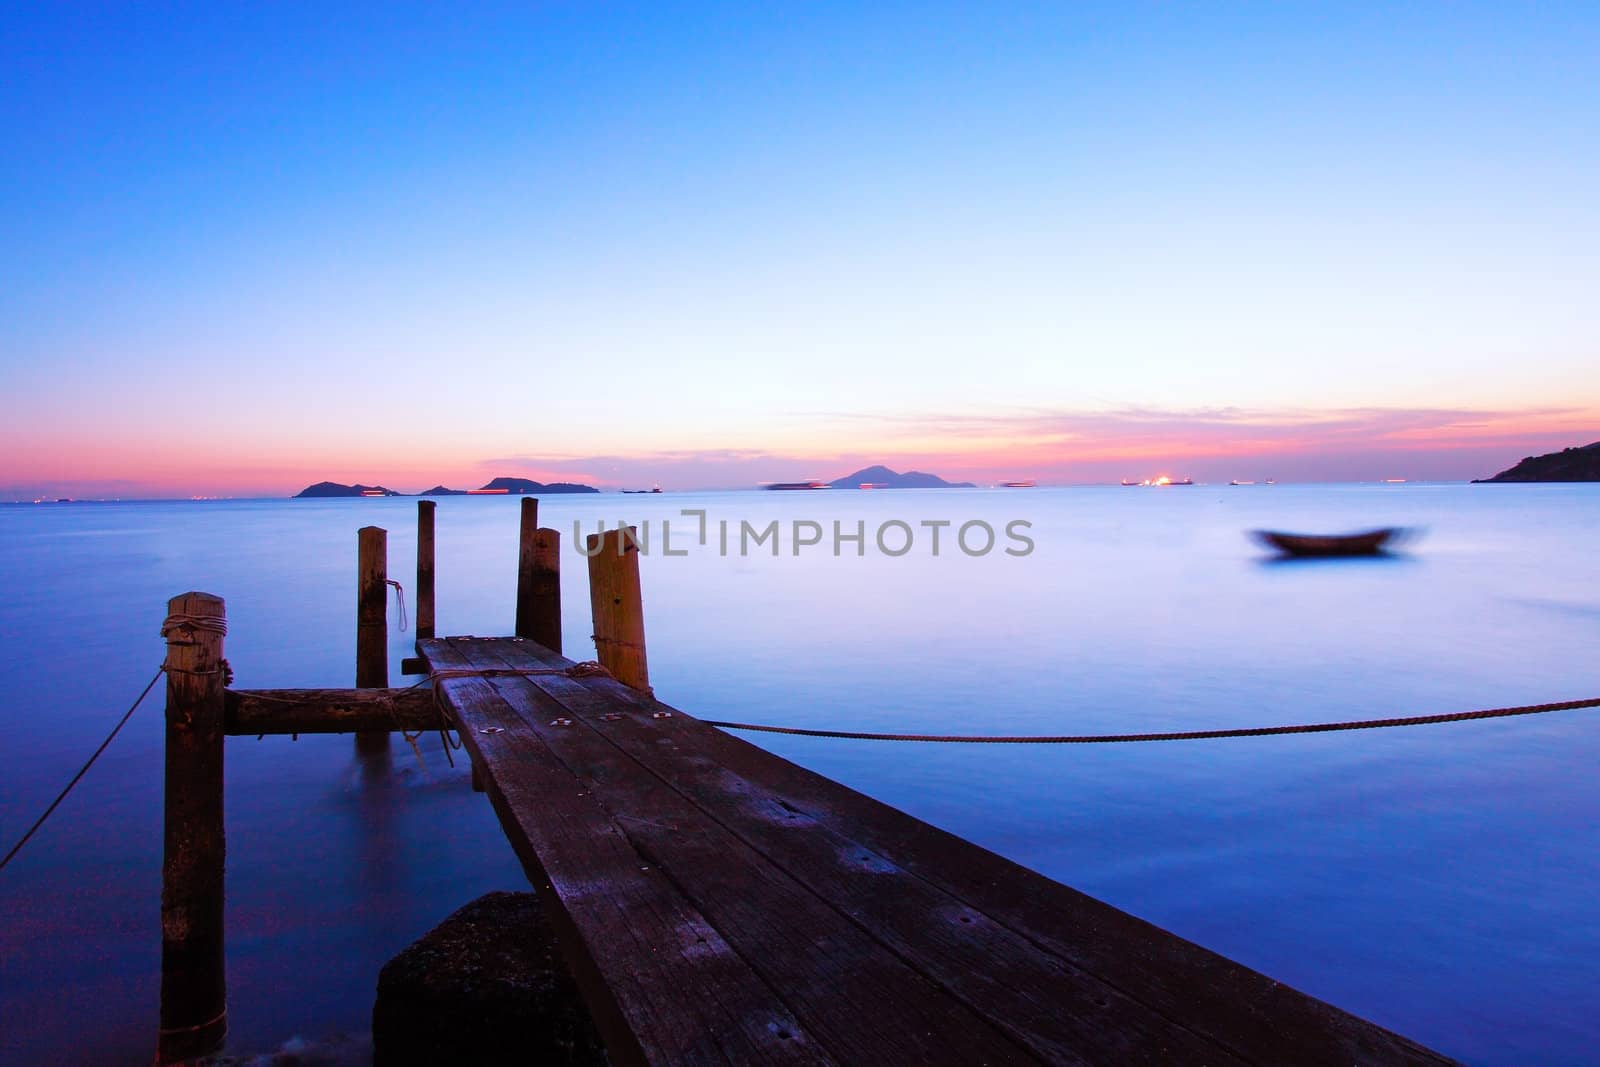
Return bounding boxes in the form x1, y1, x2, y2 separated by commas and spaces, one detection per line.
826, 465, 975, 489
479, 477, 599, 494
294, 481, 402, 498
420, 485, 467, 496
1474, 442, 1600, 483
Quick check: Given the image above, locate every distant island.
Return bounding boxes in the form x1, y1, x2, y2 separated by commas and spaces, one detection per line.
829, 465, 975, 489
294, 477, 599, 498
766, 465, 976, 490
474, 477, 599, 495
294, 481, 402, 498
1474, 442, 1600, 483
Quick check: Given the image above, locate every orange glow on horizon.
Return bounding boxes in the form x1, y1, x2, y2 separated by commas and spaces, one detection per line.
4, 403, 1596, 497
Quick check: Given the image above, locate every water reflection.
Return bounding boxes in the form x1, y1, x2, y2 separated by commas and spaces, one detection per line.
1, 487, 1597, 1065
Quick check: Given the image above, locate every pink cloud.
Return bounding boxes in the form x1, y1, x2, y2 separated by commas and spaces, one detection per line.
4, 404, 1594, 499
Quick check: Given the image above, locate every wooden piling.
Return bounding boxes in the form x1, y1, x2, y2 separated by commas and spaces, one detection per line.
518, 527, 562, 653
357, 526, 389, 753
416, 501, 436, 641
158, 592, 228, 1063
586, 526, 649, 692
514, 498, 541, 641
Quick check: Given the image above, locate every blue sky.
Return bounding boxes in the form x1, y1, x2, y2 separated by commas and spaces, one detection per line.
2, 2, 1596, 495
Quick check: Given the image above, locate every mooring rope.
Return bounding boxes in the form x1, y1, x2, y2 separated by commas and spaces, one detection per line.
701, 696, 1600, 743
0, 667, 166, 873
160, 613, 228, 639
386, 580, 407, 633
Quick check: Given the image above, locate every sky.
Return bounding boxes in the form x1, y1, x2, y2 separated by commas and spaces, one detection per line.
2, 2, 1597, 497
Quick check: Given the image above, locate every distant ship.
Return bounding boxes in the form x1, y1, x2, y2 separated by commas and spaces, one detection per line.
1122, 477, 1194, 486
1001, 481, 1035, 488
766, 481, 830, 491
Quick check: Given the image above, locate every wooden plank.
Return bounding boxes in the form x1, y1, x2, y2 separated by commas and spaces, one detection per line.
224, 687, 439, 735
449, 639, 1041, 1066
470, 637, 1454, 1067
422, 638, 834, 1067
470, 639, 1247, 1066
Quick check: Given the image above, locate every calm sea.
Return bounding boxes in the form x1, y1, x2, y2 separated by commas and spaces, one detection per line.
1, 485, 1597, 1065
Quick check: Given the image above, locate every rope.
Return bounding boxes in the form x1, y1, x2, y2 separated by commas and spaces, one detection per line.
157, 1007, 227, 1037
0, 667, 165, 873
702, 696, 1600, 744
386, 580, 407, 633
160, 613, 227, 639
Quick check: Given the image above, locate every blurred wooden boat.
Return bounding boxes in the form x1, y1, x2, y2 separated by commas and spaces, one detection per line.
1252, 528, 1398, 557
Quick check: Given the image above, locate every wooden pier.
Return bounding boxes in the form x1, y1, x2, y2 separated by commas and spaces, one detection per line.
157, 501, 1455, 1065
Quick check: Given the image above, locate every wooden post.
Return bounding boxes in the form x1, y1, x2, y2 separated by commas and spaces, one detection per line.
158, 591, 228, 1063
515, 497, 539, 639
586, 525, 649, 692
518, 527, 562, 653
416, 501, 436, 641
357, 526, 389, 754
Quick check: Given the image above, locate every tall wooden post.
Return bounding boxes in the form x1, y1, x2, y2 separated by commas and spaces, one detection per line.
518, 526, 562, 653
416, 501, 436, 641
515, 497, 539, 639
357, 526, 389, 754
159, 591, 228, 1063
586, 526, 649, 692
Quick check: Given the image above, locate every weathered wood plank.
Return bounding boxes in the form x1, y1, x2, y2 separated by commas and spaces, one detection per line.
467, 637, 1454, 1067
224, 687, 440, 735
456, 639, 1041, 1066
472, 639, 1247, 1066
422, 638, 834, 1067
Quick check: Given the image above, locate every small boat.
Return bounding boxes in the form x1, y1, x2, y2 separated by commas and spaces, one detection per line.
1252, 528, 1399, 557
1001, 480, 1035, 488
